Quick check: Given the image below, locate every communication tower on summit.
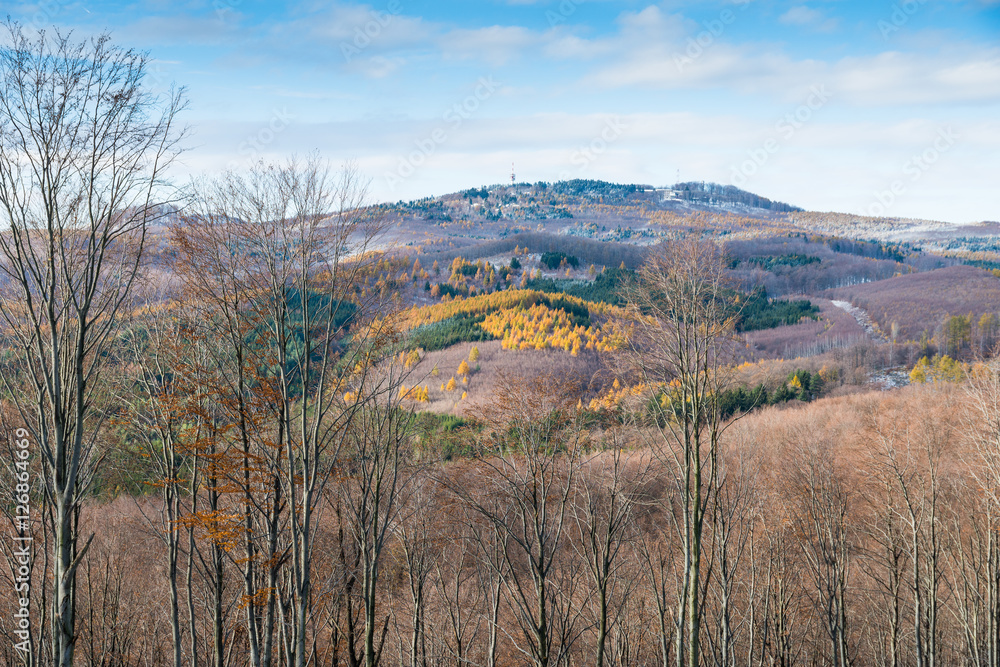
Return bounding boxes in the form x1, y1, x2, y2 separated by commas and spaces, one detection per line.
511, 162, 515, 184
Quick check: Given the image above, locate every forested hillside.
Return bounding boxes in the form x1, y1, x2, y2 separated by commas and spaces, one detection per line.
2, 22, 1000, 667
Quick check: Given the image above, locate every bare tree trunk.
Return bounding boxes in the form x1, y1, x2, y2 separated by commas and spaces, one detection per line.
966, 363, 1000, 667
623, 238, 741, 667
433, 523, 483, 667
467, 512, 507, 667
572, 441, 643, 667
0, 23, 184, 667
332, 368, 414, 667
397, 481, 437, 667
637, 528, 675, 667
870, 405, 948, 667
122, 311, 201, 667
707, 443, 759, 667
448, 373, 585, 667
859, 478, 905, 667
789, 435, 853, 667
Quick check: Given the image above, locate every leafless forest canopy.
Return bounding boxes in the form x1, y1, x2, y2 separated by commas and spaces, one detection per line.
3, 22, 1000, 667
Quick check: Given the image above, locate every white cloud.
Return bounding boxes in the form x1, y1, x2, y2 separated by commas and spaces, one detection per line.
779, 6, 838, 32
829, 50, 1000, 106
616, 5, 687, 41
586, 36, 1000, 107
543, 33, 614, 60
438, 25, 541, 66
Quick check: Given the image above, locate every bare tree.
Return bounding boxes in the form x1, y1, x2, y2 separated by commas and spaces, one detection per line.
623, 237, 739, 667
750, 520, 806, 667
859, 457, 907, 667
465, 504, 509, 667
394, 477, 440, 667
636, 517, 676, 667
174, 157, 390, 667
572, 436, 643, 667
870, 403, 950, 667
334, 363, 416, 667
787, 433, 854, 667
0, 23, 185, 667
120, 305, 194, 667
946, 488, 999, 667
965, 360, 1000, 667
453, 373, 585, 667
705, 439, 761, 667
433, 510, 486, 667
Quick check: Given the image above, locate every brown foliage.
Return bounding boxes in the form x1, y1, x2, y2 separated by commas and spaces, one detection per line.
1, 381, 1000, 665
825, 265, 1000, 344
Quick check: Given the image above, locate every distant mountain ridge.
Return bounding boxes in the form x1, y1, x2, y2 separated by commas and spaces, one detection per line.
397, 178, 803, 215
375, 178, 990, 255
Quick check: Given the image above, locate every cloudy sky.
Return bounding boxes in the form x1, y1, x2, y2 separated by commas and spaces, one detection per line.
7, 0, 999, 222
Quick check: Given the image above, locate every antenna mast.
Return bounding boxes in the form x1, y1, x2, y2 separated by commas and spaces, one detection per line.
511, 162, 516, 185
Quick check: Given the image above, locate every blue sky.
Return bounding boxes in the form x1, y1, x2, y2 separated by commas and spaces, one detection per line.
6, 0, 999, 222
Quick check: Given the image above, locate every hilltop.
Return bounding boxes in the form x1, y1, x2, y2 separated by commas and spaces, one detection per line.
376, 179, 995, 260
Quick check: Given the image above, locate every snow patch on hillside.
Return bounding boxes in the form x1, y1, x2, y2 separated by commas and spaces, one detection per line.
830, 300, 887, 343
